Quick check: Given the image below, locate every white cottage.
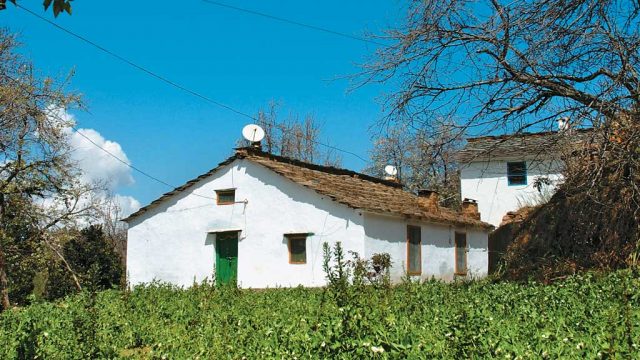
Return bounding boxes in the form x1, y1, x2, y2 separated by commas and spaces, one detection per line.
458, 128, 592, 227
124, 147, 492, 288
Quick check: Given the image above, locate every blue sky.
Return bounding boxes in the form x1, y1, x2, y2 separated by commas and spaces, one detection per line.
3, 1, 405, 210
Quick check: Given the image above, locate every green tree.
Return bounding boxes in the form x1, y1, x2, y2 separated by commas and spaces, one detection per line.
0, 29, 93, 310
44, 225, 123, 300
0, 195, 44, 306
0, 0, 72, 17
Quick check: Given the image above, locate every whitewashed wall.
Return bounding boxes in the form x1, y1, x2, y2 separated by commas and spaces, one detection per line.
460, 159, 563, 227
127, 158, 490, 288
127, 159, 365, 288
363, 213, 489, 282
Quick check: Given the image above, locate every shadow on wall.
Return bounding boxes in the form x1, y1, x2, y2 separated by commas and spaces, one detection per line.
124, 164, 234, 228
243, 161, 365, 229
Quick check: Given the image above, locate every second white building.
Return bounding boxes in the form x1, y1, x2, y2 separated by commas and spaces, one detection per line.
459, 128, 593, 226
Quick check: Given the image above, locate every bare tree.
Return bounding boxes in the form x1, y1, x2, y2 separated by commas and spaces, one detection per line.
362, 0, 640, 277
366, 122, 463, 207
95, 193, 128, 273
0, 30, 96, 310
239, 102, 342, 166
363, 0, 638, 134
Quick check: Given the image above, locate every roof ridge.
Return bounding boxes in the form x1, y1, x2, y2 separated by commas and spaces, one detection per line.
236, 147, 403, 188
467, 128, 594, 142
124, 147, 492, 229
458, 128, 595, 163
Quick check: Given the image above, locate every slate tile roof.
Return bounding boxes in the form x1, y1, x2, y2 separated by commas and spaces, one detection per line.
123, 147, 492, 229
457, 128, 594, 163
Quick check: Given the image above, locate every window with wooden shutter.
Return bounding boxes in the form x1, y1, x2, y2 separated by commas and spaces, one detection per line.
407, 225, 421, 275
287, 234, 307, 264
216, 189, 235, 205
455, 232, 468, 275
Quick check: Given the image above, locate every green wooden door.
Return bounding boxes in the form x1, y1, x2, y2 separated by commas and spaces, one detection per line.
215, 232, 238, 285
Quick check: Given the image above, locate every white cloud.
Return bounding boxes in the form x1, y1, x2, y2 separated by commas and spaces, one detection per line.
46, 107, 134, 192
68, 127, 135, 191
45, 108, 142, 221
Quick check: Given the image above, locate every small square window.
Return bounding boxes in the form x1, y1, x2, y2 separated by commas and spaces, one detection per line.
286, 234, 307, 264
507, 162, 527, 186
216, 189, 235, 205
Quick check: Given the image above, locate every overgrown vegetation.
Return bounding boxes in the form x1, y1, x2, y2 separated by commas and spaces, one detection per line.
501, 123, 640, 281
3, 223, 124, 306
0, 269, 637, 358
0, 243, 637, 358
41, 225, 124, 301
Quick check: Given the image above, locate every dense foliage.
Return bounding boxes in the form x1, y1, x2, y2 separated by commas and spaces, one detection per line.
2, 224, 124, 307
0, 28, 95, 310
42, 225, 124, 301
0, 270, 637, 359
1, 196, 42, 307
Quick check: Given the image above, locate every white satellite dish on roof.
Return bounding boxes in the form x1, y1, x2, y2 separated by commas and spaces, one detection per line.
558, 117, 570, 132
242, 124, 265, 143
384, 165, 398, 176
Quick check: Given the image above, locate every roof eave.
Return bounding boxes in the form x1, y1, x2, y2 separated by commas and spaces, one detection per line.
358, 209, 494, 231
121, 154, 242, 223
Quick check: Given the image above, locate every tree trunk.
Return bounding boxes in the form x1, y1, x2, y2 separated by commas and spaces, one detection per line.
0, 198, 9, 311
42, 235, 82, 292
0, 244, 10, 311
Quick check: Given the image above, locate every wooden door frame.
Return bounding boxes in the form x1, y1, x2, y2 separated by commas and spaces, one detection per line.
454, 231, 468, 276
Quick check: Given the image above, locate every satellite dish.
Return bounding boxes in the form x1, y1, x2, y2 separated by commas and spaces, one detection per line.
242, 124, 265, 143
558, 117, 570, 131
384, 165, 398, 176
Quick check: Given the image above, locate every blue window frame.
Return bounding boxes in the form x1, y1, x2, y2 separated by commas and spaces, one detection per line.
507, 161, 527, 186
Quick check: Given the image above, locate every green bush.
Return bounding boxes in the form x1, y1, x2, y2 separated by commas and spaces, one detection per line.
44, 225, 124, 301
0, 270, 638, 359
